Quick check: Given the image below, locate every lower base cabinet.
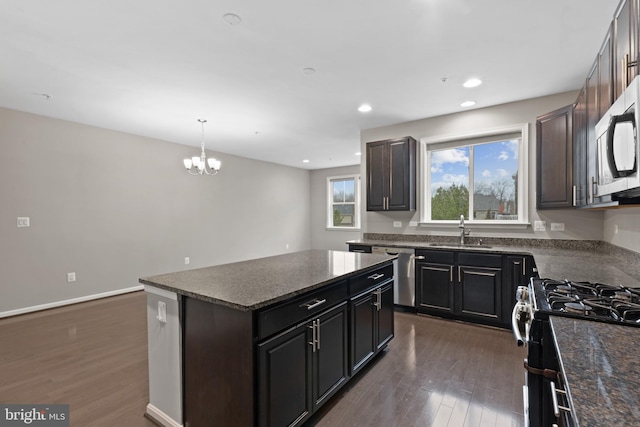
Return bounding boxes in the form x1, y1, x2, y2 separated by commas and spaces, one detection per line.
258, 302, 349, 427
350, 283, 394, 375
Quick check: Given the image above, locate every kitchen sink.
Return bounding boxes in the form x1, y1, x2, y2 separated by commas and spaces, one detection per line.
427, 242, 493, 249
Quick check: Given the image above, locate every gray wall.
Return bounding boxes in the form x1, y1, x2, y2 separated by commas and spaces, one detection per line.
603, 208, 640, 252
0, 107, 311, 315
360, 92, 605, 241
310, 165, 362, 251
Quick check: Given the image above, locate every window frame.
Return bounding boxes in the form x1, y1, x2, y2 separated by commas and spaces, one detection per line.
419, 123, 529, 228
326, 174, 361, 230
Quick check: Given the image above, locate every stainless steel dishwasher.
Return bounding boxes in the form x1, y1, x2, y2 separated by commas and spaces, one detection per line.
371, 246, 415, 309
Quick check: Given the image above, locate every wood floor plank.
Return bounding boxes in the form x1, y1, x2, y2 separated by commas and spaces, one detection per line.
0, 294, 526, 427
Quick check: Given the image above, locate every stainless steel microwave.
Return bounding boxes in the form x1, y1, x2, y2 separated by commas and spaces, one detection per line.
595, 76, 640, 200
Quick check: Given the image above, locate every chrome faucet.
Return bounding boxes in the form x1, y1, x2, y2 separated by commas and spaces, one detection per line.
459, 215, 470, 245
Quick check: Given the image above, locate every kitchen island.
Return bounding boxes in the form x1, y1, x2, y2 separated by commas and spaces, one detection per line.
140, 249, 396, 427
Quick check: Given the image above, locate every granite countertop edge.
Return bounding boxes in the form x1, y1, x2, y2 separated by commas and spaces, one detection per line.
140, 251, 397, 312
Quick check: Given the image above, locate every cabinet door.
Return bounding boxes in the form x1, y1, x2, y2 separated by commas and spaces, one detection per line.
573, 85, 588, 207
313, 303, 349, 409
614, 0, 638, 98
366, 140, 388, 211
536, 105, 574, 209
416, 261, 454, 314
376, 283, 394, 351
599, 27, 614, 116
458, 265, 502, 323
350, 291, 376, 374
587, 59, 600, 206
388, 137, 416, 211
258, 323, 312, 427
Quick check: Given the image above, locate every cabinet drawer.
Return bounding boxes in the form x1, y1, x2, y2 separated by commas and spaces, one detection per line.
350, 263, 394, 296
348, 244, 372, 253
458, 252, 502, 268
256, 281, 348, 340
415, 250, 455, 264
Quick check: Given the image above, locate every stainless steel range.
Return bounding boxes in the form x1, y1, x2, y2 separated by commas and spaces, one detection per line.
512, 277, 640, 427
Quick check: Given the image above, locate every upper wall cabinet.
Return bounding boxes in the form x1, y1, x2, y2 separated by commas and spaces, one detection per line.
599, 25, 615, 119
536, 105, 574, 210
614, 0, 639, 99
366, 136, 416, 211
573, 85, 588, 207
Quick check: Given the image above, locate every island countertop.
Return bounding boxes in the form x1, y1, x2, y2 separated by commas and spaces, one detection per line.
140, 249, 396, 311
549, 316, 640, 426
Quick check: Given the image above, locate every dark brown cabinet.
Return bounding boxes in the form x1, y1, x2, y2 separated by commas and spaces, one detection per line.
457, 253, 503, 324
573, 85, 588, 207
599, 27, 615, 118
366, 136, 416, 211
258, 302, 349, 427
614, 0, 639, 99
350, 282, 393, 375
536, 105, 574, 209
416, 250, 455, 316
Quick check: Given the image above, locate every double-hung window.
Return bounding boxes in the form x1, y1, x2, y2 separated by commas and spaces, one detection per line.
327, 175, 360, 229
421, 124, 529, 225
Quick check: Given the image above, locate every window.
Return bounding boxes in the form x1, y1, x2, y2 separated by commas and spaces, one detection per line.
421, 124, 529, 225
327, 175, 360, 229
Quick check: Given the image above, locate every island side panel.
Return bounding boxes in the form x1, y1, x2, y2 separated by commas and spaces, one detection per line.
183, 297, 254, 427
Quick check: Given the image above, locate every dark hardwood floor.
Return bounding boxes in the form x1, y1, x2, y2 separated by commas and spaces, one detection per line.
0, 292, 526, 427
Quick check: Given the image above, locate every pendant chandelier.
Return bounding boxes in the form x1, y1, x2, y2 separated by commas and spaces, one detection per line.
183, 119, 221, 175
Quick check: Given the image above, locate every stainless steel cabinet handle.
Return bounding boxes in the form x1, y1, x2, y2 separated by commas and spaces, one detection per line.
374, 288, 382, 311
523, 258, 526, 276
450, 266, 453, 283
458, 265, 461, 282
572, 185, 577, 206
550, 381, 571, 418
589, 176, 595, 204
304, 298, 327, 310
316, 319, 321, 350
308, 321, 316, 352
368, 273, 384, 280
414, 255, 425, 260
352, 249, 366, 253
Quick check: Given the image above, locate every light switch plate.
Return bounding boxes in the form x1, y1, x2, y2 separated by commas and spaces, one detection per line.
409, 221, 418, 227
393, 221, 402, 228
550, 223, 565, 231
17, 217, 30, 227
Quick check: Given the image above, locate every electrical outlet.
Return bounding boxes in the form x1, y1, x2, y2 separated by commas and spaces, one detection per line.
409, 221, 418, 227
184, 257, 190, 265
533, 221, 546, 231
285, 243, 289, 249
393, 221, 402, 228
614, 224, 619, 234
67, 272, 76, 282
17, 217, 30, 227
550, 223, 565, 231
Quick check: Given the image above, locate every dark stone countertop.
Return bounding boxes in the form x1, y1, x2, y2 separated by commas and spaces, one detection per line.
140, 249, 396, 311
347, 235, 640, 287
549, 316, 640, 426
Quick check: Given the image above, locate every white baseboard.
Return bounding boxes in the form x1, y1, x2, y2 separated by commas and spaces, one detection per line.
145, 403, 183, 427
0, 285, 144, 319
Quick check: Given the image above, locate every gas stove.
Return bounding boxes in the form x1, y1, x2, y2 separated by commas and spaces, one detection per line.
532, 278, 640, 326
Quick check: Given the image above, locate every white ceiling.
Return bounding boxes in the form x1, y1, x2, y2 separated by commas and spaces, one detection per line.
0, 0, 618, 169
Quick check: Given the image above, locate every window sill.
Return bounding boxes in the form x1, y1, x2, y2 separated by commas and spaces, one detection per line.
418, 221, 530, 230
325, 227, 361, 232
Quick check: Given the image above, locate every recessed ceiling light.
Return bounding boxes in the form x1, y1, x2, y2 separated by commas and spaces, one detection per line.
355, 152, 362, 156
302, 159, 310, 163
303, 67, 316, 75
358, 104, 372, 113
461, 100, 476, 107
463, 78, 482, 88
223, 13, 242, 25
